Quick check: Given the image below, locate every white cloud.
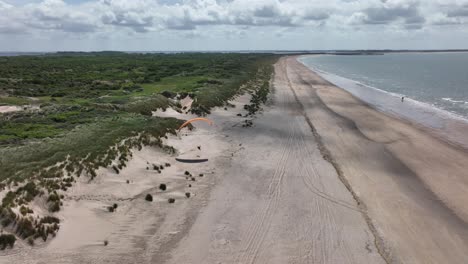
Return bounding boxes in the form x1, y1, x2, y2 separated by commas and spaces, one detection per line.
1, 0, 468, 50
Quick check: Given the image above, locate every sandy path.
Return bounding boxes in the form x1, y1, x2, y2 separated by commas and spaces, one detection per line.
163, 62, 385, 263
286, 57, 468, 263
0, 105, 22, 113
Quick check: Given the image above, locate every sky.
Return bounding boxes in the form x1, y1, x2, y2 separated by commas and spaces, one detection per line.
1, 0, 468, 51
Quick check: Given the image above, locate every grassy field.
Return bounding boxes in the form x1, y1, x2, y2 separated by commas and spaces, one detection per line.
0, 52, 277, 246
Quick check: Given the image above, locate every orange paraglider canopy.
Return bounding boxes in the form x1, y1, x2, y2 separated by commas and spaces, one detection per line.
178, 117, 213, 131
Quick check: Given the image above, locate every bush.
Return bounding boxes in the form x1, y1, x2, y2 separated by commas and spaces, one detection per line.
16, 218, 35, 239
145, 194, 153, 202
1, 218, 12, 227
39, 216, 60, 225
0, 234, 16, 250
184, 171, 190, 176
161, 91, 176, 99
20, 206, 29, 216
185, 192, 191, 198
49, 201, 60, 212
168, 198, 175, 203
47, 193, 60, 202
159, 184, 167, 191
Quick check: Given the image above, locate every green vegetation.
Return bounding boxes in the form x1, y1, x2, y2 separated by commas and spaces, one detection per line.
145, 194, 153, 202
0, 96, 31, 106
0, 52, 277, 247
0, 234, 15, 249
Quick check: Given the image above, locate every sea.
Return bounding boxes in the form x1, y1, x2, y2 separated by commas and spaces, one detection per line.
299, 52, 468, 148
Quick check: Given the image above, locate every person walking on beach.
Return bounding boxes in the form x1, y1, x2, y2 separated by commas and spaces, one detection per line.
401, 96, 405, 102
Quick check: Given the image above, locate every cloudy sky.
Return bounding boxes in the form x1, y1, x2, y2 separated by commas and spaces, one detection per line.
1, 0, 468, 51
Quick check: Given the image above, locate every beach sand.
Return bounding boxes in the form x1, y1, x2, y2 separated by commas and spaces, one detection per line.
284, 56, 468, 263
2, 56, 468, 264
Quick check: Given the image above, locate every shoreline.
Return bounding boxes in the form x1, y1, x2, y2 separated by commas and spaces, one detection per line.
286, 56, 468, 263
298, 55, 468, 151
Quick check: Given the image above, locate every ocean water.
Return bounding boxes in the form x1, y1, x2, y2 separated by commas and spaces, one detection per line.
300, 53, 468, 119
299, 53, 468, 148
300, 53, 468, 125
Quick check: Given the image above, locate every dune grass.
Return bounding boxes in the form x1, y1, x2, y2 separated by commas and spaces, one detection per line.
0, 52, 277, 246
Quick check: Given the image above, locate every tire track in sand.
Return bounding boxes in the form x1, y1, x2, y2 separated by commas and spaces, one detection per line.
283, 57, 390, 264
235, 87, 296, 264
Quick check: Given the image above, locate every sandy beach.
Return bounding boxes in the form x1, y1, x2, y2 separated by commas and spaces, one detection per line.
286, 56, 468, 263
2, 56, 468, 264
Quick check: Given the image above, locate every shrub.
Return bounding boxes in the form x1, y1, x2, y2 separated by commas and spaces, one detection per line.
161, 91, 176, 98
113, 203, 118, 209
145, 194, 153, 202
2, 191, 17, 208
199, 173, 204, 177
49, 201, 60, 212
0, 234, 16, 250
185, 192, 191, 198
164, 163, 171, 167
39, 216, 60, 225
20, 206, 29, 216
159, 184, 167, 191
16, 182, 39, 202
168, 198, 175, 203
184, 171, 190, 176
47, 193, 60, 202
1, 218, 12, 227
16, 218, 35, 239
